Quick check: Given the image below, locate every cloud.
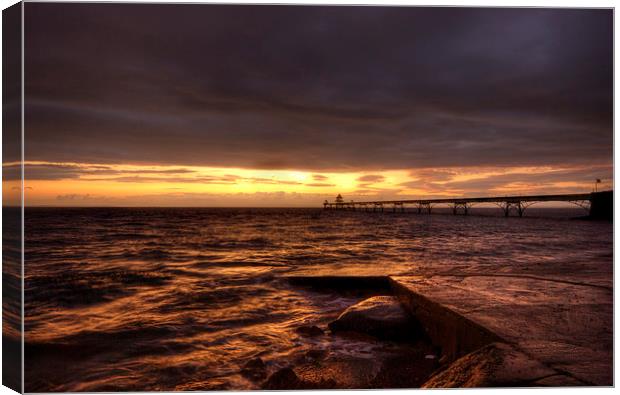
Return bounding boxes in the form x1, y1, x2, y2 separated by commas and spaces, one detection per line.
56, 193, 98, 201
442, 167, 612, 193
305, 182, 336, 187
7, 163, 83, 180
4, 163, 197, 181
312, 174, 328, 181
409, 169, 458, 182
87, 175, 239, 184
23, 5, 611, 172
245, 177, 302, 185
398, 165, 613, 197
356, 175, 385, 183
14, 161, 324, 187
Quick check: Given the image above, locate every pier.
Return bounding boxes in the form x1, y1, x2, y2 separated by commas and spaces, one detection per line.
323, 191, 613, 218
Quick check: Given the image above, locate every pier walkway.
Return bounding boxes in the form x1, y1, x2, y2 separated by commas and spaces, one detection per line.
323, 191, 612, 218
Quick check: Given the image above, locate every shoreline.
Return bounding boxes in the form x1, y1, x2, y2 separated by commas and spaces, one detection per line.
276, 271, 612, 388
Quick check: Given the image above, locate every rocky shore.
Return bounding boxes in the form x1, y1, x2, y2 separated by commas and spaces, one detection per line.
250, 294, 440, 389
240, 272, 611, 389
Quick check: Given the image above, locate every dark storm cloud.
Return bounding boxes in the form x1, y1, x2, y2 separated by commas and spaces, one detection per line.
25, 4, 612, 170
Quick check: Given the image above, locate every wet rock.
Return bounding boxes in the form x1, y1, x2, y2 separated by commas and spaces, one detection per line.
240, 357, 267, 381
422, 342, 558, 388
296, 358, 375, 389
370, 353, 439, 388
305, 349, 327, 361
295, 325, 324, 337
531, 374, 586, 386
264, 339, 441, 390
262, 367, 337, 390
262, 367, 302, 389
328, 296, 423, 341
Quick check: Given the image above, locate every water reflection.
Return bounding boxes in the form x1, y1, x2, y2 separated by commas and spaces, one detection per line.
24, 208, 612, 391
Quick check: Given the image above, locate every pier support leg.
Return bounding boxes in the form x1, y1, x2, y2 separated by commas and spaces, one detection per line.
417, 203, 433, 214
453, 202, 471, 215
501, 202, 524, 217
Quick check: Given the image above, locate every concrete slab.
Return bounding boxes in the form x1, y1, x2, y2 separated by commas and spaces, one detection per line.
390, 274, 613, 386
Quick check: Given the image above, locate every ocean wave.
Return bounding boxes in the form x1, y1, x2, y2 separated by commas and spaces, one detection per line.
23, 207, 613, 391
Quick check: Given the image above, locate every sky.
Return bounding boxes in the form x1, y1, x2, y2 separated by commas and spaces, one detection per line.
13, 4, 613, 206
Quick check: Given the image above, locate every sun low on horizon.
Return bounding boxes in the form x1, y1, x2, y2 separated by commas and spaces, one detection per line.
3, 160, 613, 207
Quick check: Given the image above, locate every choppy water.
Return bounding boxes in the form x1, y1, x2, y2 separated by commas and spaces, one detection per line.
24, 207, 613, 391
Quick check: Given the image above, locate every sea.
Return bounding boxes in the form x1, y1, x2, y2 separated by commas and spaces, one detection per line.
22, 207, 613, 391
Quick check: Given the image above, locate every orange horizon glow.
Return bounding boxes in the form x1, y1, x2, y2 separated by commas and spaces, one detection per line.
2, 160, 612, 207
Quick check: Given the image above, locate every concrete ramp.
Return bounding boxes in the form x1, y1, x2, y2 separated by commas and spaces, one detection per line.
390, 275, 613, 386
283, 270, 612, 387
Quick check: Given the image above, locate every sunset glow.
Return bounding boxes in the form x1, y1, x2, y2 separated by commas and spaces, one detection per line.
9, 4, 614, 393
11, 160, 612, 206
14, 4, 612, 208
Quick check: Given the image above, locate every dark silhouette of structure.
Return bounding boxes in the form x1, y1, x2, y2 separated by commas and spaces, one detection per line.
323, 191, 613, 219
